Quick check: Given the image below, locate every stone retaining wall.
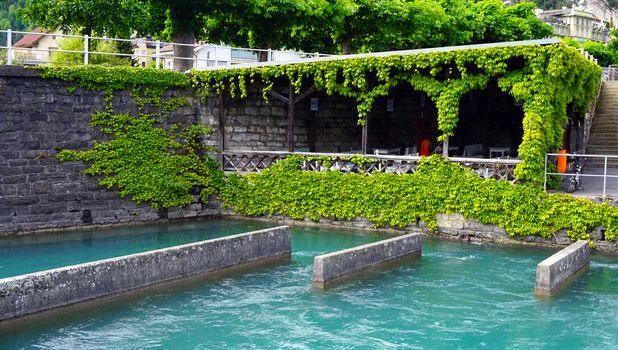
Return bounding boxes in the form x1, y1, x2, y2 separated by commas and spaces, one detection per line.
312, 232, 422, 288
0, 66, 219, 234
0, 226, 291, 321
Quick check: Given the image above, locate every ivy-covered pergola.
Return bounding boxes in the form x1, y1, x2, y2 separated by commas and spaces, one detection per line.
193, 38, 601, 183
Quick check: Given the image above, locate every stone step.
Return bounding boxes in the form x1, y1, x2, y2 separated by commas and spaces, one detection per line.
585, 159, 618, 167
590, 121, 618, 126
594, 105, 618, 115
588, 137, 618, 143
595, 105, 618, 108
592, 112, 618, 115
586, 148, 618, 155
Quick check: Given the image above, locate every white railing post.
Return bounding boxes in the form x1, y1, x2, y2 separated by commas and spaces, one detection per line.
155, 40, 160, 69
603, 156, 608, 198
267, 48, 272, 62
6, 29, 12, 65
544, 154, 548, 191
214, 46, 218, 66
84, 34, 89, 65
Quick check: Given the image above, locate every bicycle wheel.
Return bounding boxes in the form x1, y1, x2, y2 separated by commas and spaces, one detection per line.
562, 176, 577, 193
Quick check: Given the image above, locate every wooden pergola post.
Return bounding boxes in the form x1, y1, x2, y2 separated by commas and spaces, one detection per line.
287, 84, 295, 152
362, 116, 369, 155
218, 94, 226, 169
267, 84, 316, 153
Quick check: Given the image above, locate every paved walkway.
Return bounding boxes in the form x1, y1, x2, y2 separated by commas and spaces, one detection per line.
551, 167, 618, 199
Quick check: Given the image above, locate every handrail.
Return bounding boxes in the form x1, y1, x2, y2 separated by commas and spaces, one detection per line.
583, 77, 604, 153
221, 150, 520, 181
608, 65, 618, 81
221, 150, 521, 165
544, 152, 618, 197
0, 29, 330, 69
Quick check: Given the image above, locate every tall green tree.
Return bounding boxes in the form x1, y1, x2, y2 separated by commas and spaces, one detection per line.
0, 0, 34, 43
470, 0, 553, 43
21, 0, 239, 70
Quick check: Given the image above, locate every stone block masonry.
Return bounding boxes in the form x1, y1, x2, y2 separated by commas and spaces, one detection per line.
535, 240, 590, 297
0, 66, 218, 234
312, 233, 422, 288
0, 226, 291, 321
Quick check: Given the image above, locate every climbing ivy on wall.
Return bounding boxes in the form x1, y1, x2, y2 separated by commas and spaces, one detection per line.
192, 43, 602, 183
39, 65, 223, 209
56, 112, 223, 209
221, 155, 618, 242
36, 65, 191, 110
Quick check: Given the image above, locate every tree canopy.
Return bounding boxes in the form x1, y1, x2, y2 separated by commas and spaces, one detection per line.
17, 0, 554, 69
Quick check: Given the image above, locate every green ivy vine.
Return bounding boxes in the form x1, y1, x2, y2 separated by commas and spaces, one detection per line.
192, 43, 601, 183
36, 65, 191, 111
221, 155, 618, 242
39, 65, 222, 209
57, 111, 223, 209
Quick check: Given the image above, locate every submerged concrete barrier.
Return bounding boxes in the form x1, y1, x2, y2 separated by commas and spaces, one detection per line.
312, 233, 421, 288
0, 226, 291, 321
535, 240, 590, 297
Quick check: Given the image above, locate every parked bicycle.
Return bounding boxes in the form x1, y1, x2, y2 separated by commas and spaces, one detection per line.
562, 155, 584, 193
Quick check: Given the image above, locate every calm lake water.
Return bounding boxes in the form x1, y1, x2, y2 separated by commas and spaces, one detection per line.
1, 219, 617, 349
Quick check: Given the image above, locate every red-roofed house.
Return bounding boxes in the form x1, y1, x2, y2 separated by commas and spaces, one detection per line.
12, 27, 60, 63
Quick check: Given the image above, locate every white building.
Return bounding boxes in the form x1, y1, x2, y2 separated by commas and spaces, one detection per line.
11, 28, 61, 64
192, 45, 315, 69
537, 1, 610, 43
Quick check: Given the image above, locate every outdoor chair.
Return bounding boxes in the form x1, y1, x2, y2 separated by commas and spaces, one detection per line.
463, 144, 484, 158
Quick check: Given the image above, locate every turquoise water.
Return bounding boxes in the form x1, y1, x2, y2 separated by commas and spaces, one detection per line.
1, 221, 618, 349
0, 219, 273, 278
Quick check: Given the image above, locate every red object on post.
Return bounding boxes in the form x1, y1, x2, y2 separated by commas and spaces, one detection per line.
557, 149, 568, 173
420, 139, 430, 156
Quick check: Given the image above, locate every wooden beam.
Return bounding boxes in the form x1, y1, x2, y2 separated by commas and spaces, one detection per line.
267, 90, 289, 104
293, 87, 315, 104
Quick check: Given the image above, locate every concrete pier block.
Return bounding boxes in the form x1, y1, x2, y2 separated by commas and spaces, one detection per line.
0, 226, 291, 321
535, 240, 590, 297
312, 233, 421, 288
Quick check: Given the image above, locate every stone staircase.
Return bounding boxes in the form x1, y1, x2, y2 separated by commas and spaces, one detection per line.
587, 81, 618, 168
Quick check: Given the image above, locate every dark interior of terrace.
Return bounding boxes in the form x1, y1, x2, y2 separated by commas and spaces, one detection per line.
217, 41, 596, 161
221, 78, 529, 159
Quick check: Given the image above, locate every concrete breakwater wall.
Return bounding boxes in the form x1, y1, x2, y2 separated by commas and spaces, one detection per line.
312, 233, 422, 288
535, 240, 590, 297
0, 226, 291, 321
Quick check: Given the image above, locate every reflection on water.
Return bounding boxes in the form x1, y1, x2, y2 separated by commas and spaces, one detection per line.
0, 221, 617, 349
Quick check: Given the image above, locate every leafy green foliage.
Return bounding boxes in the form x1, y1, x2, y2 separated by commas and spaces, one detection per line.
222, 155, 618, 241
193, 43, 601, 182
57, 111, 223, 208
36, 65, 190, 110
49, 37, 133, 66
41, 65, 221, 209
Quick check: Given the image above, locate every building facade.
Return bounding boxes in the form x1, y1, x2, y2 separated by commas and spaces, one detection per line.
537, 2, 610, 42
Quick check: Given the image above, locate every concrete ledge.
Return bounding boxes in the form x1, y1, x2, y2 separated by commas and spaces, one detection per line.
0, 65, 39, 77
0, 226, 291, 321
535, 240, 590, 297
312, 233, 421, 288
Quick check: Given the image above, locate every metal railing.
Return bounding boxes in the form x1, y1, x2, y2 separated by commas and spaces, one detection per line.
544, 153, 618, 198
583, 73, 604, 152
577, 48, 599, 65
604, 65, 618, 81
222, 150, 521, 180
0, 29, 329, 70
